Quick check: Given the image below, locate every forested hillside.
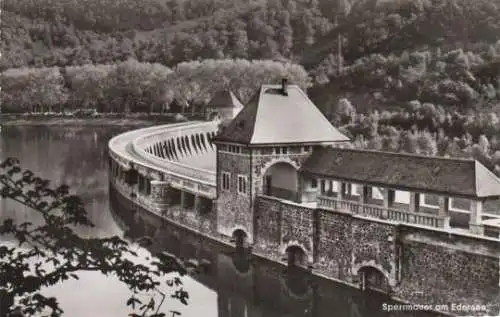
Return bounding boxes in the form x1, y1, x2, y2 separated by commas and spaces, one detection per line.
2, 0, 500, 175
3, 0, 500, 70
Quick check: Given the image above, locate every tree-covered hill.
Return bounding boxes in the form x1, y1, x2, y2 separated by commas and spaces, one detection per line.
3, 0, 500, 72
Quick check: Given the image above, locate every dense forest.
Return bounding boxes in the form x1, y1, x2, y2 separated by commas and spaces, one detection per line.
1, 0, 500, 174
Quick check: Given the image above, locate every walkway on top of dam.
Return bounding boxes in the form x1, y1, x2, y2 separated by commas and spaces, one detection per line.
109, 121, 219, 198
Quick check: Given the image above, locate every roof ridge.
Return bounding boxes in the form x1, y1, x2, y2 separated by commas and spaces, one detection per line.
248, 87, 263, 143
294, 86, 350, 142
474, 161, 500, 197
324, 146, 475, 164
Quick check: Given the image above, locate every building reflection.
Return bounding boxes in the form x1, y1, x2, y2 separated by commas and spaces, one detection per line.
110, 190, 443, 317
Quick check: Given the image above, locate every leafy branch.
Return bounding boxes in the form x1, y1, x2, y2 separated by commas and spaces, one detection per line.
0, 157, 190, 317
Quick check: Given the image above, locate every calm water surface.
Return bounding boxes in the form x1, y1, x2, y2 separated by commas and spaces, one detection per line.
0, 125, 442, 317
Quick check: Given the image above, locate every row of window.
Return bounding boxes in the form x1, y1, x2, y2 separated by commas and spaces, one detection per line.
220, 145, 242, 153
312, 178, 473, 211
221, 172, 248, 194
219, 145, 312, 155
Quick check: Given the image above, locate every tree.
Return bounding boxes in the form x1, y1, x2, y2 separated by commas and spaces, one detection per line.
65, 64, 116, 112
1, 67, 68, 113
0, 158, 190, 317
336, 98, 356, 125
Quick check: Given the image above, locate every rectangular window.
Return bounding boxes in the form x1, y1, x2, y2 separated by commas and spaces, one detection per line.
238, 175, 247, 194
311, 178, 318, 188
222, 172, 230, 190
282, 147, 288, 154
146, 179, 151, 195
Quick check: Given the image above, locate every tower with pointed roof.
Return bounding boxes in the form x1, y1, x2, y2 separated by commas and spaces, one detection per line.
205, 90, 244, 122
213, 79, 349, 244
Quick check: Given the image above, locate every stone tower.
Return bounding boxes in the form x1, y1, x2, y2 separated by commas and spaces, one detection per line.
205, 90, 244, 122
213, 79, 349, 244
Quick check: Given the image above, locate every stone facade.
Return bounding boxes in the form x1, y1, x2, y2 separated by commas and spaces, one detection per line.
254, 196, 314, 263
351, 218, 396, 285
110, 120, 500, 316
394, 228, 500, 313
315, 210, 352, 280
250, 194, 500, 316
216, 145, 314, 244
216, 150, 253, 241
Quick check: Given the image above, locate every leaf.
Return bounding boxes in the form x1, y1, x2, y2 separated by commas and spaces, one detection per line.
126, 296, 142, 309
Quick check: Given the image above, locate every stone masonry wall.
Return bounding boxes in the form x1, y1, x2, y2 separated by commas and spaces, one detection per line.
280, 201, 315, 262
315, 210, 353, 281
216, 151, 253, 241
254, 195, 314, 263
351, 218, 396, 283
395, 227, 500, 316
254, 196, 282, 260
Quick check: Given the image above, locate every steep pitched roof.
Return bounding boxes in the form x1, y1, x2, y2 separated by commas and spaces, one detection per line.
214, 84, 349, 145
207, 90, 244, 109
300, 147, 500, 198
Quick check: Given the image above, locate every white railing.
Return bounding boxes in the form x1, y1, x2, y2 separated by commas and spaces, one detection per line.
130, 144, 216, 184
131, 121, 218, 185
317, 196, 445, 228
109, 121, 218, 198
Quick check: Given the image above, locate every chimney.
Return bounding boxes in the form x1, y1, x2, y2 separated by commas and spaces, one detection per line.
281, 78, 288, 96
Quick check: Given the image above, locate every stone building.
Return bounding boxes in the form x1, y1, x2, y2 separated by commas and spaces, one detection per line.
205, 90, 244, 121
213, 79, 350, 243
213, 78, 500, 244
109, 78, 500, 314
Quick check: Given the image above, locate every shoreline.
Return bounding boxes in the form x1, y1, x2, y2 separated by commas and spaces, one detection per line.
0, 113, 194, 127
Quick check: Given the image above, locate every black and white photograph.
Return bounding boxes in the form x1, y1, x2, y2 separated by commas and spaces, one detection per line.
1, 0, 500, 316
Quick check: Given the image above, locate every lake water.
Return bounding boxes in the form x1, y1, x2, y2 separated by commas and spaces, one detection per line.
0, 125, 443, 317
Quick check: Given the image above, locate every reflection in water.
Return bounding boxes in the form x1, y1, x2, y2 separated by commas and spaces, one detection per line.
1, 125, 444, 317
110, 187, 445, 317
0, 125, 129, 238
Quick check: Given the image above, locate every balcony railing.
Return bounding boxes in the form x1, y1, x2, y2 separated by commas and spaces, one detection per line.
317, 196, 445, 228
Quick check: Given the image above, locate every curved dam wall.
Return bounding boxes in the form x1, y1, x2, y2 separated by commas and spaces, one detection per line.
134, 122, 218, 173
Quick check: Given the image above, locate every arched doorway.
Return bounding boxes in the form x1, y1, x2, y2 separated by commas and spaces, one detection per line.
263, 162, 298, 201
358, 266, 391, 294
232, 229, 248, 249
285, 245, 307, 268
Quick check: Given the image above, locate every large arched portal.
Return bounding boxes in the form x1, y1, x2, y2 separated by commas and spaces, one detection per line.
232, 229, 248, 249
263, 162, 298, 201
285, 245, 307, 268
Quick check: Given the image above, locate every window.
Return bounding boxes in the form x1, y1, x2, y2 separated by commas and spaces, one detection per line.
146, 179, 151, 195
222, 172, 230, 190
223, 145, 242, 153
311, 178, 318, 188
274, 147, 288, 155
238, 175, 247, 194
